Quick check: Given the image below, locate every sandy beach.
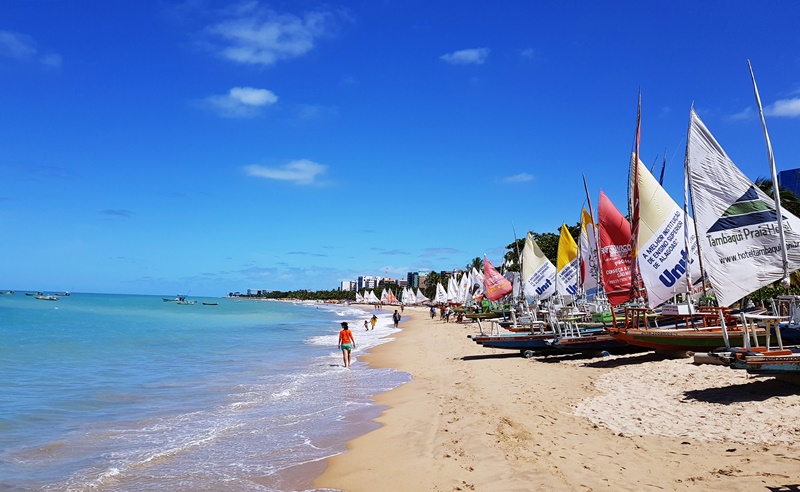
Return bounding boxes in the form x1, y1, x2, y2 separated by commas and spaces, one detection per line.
315, 306, 800, 491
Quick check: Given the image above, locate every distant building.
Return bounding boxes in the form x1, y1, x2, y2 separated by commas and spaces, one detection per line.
779, 168, 800, 198
407, 272, 419, 289
397, 278, 408, 287
339, 281, 351, 291
358, 276, 378, 290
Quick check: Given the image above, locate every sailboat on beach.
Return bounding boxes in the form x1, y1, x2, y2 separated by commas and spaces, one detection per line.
690, 64, 800, 373
609, 99, 763, 352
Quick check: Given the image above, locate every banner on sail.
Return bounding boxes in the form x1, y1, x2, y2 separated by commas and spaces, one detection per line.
521, 232, 557, 300
687, 109, 800, 307
579, 207, 599, 296
556, 224, 579, 296
633, 156, 701, 308
483, 256, 513, 301
598, 190, 633, 306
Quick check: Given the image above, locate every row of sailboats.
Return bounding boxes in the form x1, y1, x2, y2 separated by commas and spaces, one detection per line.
472, 62, 800, 367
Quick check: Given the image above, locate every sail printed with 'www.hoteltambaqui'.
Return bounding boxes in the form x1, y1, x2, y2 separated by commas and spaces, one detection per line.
633, 155, 701, 308
522, 232, 557, 300
556, 224, 580, 296
687, 109, 800, 307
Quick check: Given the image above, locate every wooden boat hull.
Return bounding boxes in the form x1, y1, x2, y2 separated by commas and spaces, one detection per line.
470, 333, 557, 352
464, 312, 504, 320
552, 333, 643, 355
745, 353, 800, 375
611, 328, 766, 352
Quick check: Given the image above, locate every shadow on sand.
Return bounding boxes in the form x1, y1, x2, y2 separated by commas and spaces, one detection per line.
462, 352, 525, 361
683, 378, 800, 404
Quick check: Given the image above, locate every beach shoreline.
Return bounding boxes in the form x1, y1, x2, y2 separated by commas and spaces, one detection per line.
314, 306, 800, 491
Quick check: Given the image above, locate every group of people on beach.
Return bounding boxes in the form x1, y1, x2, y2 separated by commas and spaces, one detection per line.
338, 310, 402, 368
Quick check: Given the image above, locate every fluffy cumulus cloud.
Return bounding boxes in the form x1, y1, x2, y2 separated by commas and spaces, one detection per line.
766, 98, 800, 117
0, 30, 62, 68
440, 48, 490, 65
206, 4, 339, 66
204, 86, 278, 118
244, 159, 327, 185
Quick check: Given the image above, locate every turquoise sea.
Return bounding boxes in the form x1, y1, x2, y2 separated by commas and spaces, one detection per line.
0, 293, 408, 491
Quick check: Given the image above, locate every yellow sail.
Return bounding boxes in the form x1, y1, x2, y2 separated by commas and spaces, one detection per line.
557, 224, 578, 271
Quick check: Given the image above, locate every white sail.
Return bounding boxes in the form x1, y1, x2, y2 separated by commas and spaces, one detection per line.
367, 290, 380, 303
416, 287, 430, 303
435, 282, 448, 303
579, 207, 600, 296
446, 277, 459, 302
522, 232, 557, 300
633, 154, 702, 308
458, 273, 470, 303
470, 267, 485, 295
687, 109, 800, 307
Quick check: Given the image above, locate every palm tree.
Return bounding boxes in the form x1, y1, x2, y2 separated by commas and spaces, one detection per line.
423, 271, 440, 300
755, 177, 800, 217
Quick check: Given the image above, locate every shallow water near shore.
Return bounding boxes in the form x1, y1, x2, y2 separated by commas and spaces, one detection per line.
0, 293, 408, 491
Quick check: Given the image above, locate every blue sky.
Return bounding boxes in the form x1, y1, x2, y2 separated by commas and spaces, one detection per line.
2, 0, 800, 296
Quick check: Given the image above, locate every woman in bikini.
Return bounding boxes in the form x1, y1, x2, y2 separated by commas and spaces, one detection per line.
338, 322, 355, 368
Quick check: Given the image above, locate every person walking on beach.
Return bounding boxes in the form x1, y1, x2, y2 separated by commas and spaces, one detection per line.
363, 320, 370, 331
370, 315, 378, 330
430, 306, 436, 319
392, 310, 401, 328
338, 322, 355, 368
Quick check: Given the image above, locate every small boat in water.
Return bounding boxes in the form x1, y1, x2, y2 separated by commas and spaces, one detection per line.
202, 302, 218, 306
1, 290, 13, 295
35, 295, 58, 301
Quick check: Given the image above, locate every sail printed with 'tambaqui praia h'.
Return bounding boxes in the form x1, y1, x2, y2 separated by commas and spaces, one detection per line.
687, 109, 800, 307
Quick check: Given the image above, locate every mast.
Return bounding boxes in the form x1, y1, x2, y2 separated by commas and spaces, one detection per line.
629, 90, 643, 302
582, 174, 603, 296
685, 104, 710, 298
748, 59, 790, 286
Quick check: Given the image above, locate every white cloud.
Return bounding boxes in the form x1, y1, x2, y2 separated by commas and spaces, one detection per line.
0, 31, 36, 58
39, 53, 63, 69
503, 173, 534, 183
728, 106, 753, 121
0, 30, 62, 68
244, 159, 327, 185
766, 98, 800, 117
440, 48, 490, 65
207, 5, 337, 66
204, 86, 278, 118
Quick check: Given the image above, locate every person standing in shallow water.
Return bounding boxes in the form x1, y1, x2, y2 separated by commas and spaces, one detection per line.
370, 315, 377, 330
392, 309, 401, 328
338, 322, 355, 368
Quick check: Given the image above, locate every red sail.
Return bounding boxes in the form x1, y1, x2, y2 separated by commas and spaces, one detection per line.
598, 190, 633, 306
483, 256, 512, 301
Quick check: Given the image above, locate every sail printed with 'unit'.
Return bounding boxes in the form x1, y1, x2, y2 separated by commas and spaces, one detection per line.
687, 109, 800, 307
522, 232, 557, 300
633, 155, 702, 308
556, 224, 579, 296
